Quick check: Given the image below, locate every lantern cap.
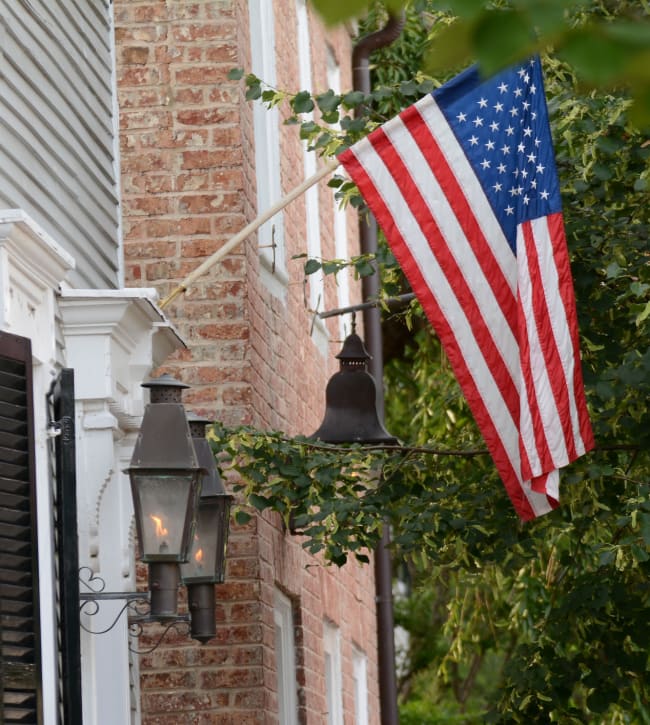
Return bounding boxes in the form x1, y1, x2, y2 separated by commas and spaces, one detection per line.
142, 373, 190, 390
186, 412, 211, 439
335, 332, 371, 364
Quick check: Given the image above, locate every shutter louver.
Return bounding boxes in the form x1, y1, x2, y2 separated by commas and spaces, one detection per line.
0, 334, 41, 724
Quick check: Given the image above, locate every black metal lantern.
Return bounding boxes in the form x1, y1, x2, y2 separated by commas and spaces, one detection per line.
180, 414, 233, 643
311, 331, 398, 445
127, 374, 203, 617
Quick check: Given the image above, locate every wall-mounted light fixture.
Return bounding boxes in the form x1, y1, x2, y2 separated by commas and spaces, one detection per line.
79, 374, 231, 650
181, 413, 233, 644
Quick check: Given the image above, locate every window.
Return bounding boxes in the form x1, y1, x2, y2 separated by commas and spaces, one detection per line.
323, 621, 343, 725
352, 646, 368, 725
249, 0, 287, 293
0, 331, 41, 723
274, 589, 298, 725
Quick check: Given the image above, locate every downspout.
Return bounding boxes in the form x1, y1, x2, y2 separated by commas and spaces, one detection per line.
352, 12, 405, 725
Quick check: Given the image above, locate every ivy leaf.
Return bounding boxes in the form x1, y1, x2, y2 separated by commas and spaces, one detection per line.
292, 90, 314, 114
304, 259, 321, 275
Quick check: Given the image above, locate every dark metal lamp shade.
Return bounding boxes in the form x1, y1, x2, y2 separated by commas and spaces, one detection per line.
311, 332, 398, 445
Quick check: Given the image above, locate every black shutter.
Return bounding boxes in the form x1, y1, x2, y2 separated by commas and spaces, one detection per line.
0, 331, 42, 724
48, 369, 82, 725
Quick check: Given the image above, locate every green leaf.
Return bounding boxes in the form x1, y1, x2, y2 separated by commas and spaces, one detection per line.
292, 90, 315, 114
227, 67, 244, 80
304, 259, 321, 275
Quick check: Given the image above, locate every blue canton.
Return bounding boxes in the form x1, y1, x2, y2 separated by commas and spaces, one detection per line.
433, 57, 561, 254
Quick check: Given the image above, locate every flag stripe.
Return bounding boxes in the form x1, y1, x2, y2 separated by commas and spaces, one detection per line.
341, 142, 551, 519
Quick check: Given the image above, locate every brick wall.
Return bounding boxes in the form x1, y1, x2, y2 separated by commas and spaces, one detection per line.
115, 0, 379, 722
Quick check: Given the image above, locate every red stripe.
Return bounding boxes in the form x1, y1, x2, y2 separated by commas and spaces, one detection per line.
547, 214, 595, 453
521, 220, 578, 465
366, 124, 520, 426
401, 105, 519, 340
340, 148, 537, 521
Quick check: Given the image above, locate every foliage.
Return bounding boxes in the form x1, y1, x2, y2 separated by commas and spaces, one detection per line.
223, 1, 650, 720
310, 0, 650, 126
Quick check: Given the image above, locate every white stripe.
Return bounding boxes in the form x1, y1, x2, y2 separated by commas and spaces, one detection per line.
517, 225, 571, 474
382, 108, 520, 384
348, 137, 528, 496
530, 217, 587, 458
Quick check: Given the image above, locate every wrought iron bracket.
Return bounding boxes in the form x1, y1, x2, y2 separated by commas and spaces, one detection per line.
78, 567, 190, 653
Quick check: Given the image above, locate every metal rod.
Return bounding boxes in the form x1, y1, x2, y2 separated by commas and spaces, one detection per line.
318, 293, 415, 319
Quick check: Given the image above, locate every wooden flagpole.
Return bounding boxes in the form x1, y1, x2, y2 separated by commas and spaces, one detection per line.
159, 158, 339, 309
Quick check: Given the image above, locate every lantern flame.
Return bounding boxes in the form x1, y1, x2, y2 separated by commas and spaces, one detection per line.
150, 514, 168, 537
195, 548, 204, 564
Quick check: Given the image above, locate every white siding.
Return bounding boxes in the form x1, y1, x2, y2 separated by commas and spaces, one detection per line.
0, 0, 120, 288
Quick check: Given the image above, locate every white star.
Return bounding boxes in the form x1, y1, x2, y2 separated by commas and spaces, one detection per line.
521, 168, 529, 179
489, 121, 500, 132
457, 111, 467, 122
506, 125, 515, 136
536, 163, 545, 174
523, 126, 532, 137
494, 101, 504, 112
478, 97, 488, 108
523, 194, 530, 204
531, 179, 537, 189
498, 82, 508, 94
473, 116, 484, 127
509, 186, 519, 196
510, 107, 519, 117
523, 73, 530, 84
540, 189, 550, 200
480, 159, 491, 169
534, 137, 541, 147
518, 68, 526, 78
531, 111, 538, 120
501, 144, 511, 154
517, 142, 525, 153
497, 163, 507, 173
493, 181, 503, 192
522, 100, 531, 111
513, 168, 519, 178
485, 139, 495, 151
527, 152, 536, 163
514, 87, 523, 98
470, 135, 479, 146
505, 205, 515, 215
530, 84, 537, 94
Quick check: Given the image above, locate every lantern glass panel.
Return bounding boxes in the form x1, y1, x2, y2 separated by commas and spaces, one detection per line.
181, 495, 232, 584
131, 472, 197, 562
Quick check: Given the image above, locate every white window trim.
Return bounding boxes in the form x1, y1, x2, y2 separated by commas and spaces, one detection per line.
274, 589, 299, 725
249, 0, 288, 297
352, 646, 369, 725
325, 48, 352, 342
323, 620, 343, 725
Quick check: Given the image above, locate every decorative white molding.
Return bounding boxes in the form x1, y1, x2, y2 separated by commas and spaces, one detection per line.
0, 210, 75, 366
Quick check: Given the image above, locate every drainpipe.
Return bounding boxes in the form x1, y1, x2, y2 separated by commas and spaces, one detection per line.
352, 12, 405, 725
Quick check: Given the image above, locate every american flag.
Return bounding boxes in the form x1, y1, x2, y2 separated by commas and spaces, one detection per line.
338, 57, 594, 519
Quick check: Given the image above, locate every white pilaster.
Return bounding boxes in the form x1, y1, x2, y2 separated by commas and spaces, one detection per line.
59, 289, 185, 725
